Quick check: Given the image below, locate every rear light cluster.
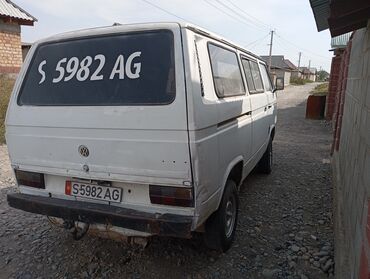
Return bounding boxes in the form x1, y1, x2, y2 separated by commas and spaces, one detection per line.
65, 181, 72, 195
149, 185, 194, 207
15, 170, 45, 189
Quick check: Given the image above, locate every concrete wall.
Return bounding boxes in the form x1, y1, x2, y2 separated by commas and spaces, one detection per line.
291, 70, 301, 79
309, 74, 316, 82
333, 21, 370, 279
284, 71, 291, 86
0, 19, 22, 74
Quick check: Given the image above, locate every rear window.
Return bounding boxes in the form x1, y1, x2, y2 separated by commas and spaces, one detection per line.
18, 30, 175, 106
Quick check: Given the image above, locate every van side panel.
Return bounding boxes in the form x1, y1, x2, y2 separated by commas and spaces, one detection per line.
182, 29, 253, 228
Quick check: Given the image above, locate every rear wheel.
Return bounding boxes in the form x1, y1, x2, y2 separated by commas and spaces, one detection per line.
258, 138, 273, 174
204, 180, 238, 252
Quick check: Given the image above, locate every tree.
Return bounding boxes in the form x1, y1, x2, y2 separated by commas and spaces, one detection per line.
317, 70, 330, 81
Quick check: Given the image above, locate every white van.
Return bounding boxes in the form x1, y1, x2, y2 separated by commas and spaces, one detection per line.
6, 22, 281, 251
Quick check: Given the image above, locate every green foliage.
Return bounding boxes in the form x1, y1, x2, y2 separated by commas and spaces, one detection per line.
311, 82, 329, 96
317, 70, 330, 82
290, 77, 307, 85
0, 75, 15, 144
290, 77, 315, 85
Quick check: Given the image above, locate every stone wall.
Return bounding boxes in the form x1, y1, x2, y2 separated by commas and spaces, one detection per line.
0, 20, 22, 74
333, 21, 370, 279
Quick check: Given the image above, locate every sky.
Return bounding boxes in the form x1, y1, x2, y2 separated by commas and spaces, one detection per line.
15, 0, 333, 72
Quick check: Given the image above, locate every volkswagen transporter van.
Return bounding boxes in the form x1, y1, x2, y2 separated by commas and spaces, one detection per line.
6, 22, 280, 251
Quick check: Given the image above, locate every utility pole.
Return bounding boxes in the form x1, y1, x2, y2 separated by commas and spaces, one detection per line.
298, 52, 302, 69
308, 60, 311, 69
268, 30, 274, 72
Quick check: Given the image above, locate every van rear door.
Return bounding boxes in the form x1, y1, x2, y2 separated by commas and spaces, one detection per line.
6, 26, 191, 186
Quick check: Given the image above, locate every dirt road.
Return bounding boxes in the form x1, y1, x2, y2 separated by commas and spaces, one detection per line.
0, 83, 334, 279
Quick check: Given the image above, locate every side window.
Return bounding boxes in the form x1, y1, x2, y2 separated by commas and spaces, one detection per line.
241, 59, 255, 92
208, 43, 245, 97
260, 64, 273, 92
249, 61, 264, 91
241, 58, 264, 94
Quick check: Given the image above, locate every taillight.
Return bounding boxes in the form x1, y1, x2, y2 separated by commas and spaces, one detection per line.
15, 170, 45, 189
149, 185, 194, 207
65, 181, 72, 195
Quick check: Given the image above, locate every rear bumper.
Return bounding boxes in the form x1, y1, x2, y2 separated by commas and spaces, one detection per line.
7, 193, 193, 238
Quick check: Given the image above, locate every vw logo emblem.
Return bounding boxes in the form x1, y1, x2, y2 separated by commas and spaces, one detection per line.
78, 145, 90, 157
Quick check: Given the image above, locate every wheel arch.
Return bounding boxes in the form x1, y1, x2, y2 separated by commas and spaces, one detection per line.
270, 125, 276, 140
216, 156, 244, 208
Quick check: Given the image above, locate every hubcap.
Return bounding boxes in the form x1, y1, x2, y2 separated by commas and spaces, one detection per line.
225, 196, 236, 238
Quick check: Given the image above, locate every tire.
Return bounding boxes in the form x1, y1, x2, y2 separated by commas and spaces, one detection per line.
204, 180, 238, 252
258, 138, 273, 174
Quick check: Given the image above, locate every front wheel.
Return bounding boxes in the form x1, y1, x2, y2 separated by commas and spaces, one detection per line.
203, 180, 238, 252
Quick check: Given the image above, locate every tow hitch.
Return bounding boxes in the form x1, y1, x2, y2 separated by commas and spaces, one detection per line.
63, 219, 90, 240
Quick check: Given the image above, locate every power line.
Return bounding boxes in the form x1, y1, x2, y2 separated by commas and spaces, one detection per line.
214, 0, 268, 31
222, 0, 272, 30
139, 0, 192, 23
271, 37, 329, 67
202, 0, 266, 32
275, 33, 330, 60
245, 33, 270, 47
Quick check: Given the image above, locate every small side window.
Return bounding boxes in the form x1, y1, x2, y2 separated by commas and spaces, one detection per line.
249, 61, 264, 92
208, 43, 245, 97
241, 59, 255, 92
241, 58, 264, 94
260, 64, 273, 92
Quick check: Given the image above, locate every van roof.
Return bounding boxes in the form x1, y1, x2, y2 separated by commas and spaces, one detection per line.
34, 22, 262, 62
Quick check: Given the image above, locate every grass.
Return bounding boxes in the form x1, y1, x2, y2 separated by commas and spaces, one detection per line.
0, 75, 15, 144
290, 77, 314, 85
311, 82, 329, 96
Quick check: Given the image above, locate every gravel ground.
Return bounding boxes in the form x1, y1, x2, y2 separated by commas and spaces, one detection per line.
0, 83, 334, 279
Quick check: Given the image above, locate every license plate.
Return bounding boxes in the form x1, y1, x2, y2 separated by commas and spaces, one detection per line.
67, 181, 123, 203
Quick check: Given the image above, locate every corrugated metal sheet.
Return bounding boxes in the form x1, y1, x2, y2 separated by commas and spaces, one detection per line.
0, 0, 36, 22
331, 32, 352, 49
309, 0, 330, 32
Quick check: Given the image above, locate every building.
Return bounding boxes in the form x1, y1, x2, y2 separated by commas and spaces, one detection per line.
284, 59, 301, 79
309, 0, 370, 278
21, 41, 31, 60
298, 67, 317, 81
0, 0, 36, 74
260, 55, 297, 86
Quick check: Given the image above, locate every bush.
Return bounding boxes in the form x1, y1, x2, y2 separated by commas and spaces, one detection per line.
290, 77, 315, 85
311, 83, 329, 96
290, 77, 307, 85
0, 75, 15, 144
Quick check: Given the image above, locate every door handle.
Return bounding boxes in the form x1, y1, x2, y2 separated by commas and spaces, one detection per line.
264, 107, 267, 111
268, 105, 272, 109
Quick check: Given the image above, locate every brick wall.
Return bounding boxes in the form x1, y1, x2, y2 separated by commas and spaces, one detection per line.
332, 40, 352, 154
326, 50, 344, 120
0, 20, 22, 74
333, 20, 370, 279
